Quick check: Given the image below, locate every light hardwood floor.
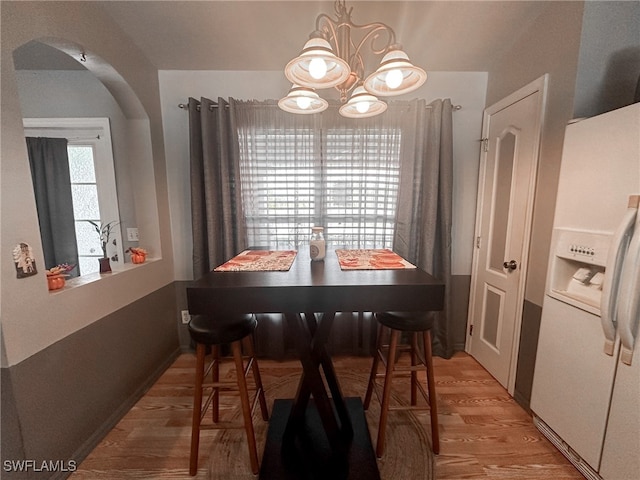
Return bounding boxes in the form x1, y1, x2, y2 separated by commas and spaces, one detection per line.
71, 352, 583, 479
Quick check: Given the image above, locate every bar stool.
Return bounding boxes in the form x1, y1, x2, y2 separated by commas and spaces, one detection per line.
364, 311, 439, 457
188, 313, 269, 476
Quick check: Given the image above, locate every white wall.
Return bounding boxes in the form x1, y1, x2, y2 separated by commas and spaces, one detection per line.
159, 70, 487, 280
1, 2, 173, 367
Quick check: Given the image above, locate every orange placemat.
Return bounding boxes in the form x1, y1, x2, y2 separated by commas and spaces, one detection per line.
335, 249, 416, 270
214, 250, 297, 272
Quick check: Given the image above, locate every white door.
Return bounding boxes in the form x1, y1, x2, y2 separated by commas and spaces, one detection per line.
467, 76, 547, 391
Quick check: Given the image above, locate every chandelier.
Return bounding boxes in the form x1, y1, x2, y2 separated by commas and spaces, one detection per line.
278, 0, 427, 118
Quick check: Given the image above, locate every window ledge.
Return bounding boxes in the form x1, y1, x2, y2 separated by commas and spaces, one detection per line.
49, 257, 159, 294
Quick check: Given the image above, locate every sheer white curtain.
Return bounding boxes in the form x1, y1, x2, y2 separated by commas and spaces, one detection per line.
234, 101, 408, 250
234, 102, 320, 248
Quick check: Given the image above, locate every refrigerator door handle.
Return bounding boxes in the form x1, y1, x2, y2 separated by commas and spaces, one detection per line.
601, 196, 639, 355
617, 205, 640, 365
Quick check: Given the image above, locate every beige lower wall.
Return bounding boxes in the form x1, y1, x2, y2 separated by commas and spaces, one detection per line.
1, 284, 179, 480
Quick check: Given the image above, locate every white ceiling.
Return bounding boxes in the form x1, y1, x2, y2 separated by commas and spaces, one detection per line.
14, 1, 554, 73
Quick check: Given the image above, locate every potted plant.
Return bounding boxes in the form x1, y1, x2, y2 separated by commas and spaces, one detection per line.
88, 220, 119, 273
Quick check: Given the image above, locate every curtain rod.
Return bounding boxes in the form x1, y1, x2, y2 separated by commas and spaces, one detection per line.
177, 102, 462, 111
67, 134, 101, 141
26, 134, 101, 142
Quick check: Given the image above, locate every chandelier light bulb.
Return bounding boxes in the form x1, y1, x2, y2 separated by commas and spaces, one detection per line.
356, 101, 371, 114
339, 85, 387, 118
296, 96, 312, 110
309, 57, 328, 80
385, 69, 404, 89
284, 37, 350, 89
364, 48, 427, 97
279, 84, 328, 114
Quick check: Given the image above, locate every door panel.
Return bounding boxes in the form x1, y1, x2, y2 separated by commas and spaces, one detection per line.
482, 285, 504, 350
468, 77, 546, 391
489, 131, 516, 271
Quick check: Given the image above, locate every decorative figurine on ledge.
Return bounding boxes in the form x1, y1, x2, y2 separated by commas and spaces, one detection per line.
13, 242, 37, 278
45, 263, 76, 291
127, 247, 147, 264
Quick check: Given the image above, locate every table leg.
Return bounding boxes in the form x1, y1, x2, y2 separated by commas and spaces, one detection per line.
283, 311, 352, 453
305, 312, 354, 440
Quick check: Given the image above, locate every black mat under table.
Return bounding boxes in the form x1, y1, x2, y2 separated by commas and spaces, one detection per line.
259, 397, 380, 480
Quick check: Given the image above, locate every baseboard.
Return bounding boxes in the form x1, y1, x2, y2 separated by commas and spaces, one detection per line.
50, 347, 181, 480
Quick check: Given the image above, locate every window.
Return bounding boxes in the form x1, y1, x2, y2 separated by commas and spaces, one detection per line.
324, 128, 400, 247
23, 117, 122, 275
239, 125, 401, 249
67, 143, 104, 275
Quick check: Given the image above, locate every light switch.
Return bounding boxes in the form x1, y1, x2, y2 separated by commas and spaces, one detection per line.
127, 227, 139, 241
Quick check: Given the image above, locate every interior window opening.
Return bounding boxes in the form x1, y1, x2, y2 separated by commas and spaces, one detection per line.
23, 117, 123, 277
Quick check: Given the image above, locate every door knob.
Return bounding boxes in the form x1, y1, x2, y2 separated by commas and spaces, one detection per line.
503, 260, 518, 271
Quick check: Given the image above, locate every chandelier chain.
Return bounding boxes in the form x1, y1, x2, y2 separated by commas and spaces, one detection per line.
315, 1, 397, 88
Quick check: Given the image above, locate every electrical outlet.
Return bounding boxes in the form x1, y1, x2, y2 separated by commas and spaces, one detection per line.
127, 227, 139, 241
181, 310, 191, 324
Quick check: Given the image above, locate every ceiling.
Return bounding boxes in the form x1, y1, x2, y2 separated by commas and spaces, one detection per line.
13, 1, 554, 73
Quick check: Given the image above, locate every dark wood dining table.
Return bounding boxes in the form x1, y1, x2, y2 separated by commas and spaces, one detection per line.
187, 248, 444, 479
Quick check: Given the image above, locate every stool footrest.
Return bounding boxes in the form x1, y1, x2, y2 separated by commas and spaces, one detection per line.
200, 421, 249, 430
368, 375, 431, 408
393, 364, 427, 373
388, 404, 432, 412
376, 348, 426, 369
203, 380, 242, 389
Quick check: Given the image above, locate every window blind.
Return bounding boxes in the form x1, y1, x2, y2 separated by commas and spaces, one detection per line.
238, 116, 401, 249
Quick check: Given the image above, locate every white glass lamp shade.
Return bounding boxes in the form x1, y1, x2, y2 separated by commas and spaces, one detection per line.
363, 48, 427, 97
278, 85, 329, 114
339, 86, 387, 118
284, 37, 351, 89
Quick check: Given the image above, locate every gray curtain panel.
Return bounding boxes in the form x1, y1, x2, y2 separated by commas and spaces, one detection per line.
189, 97, 247, 280
188, 97, 454, 358
393, 99, 454, 358
26, 136, 79, 274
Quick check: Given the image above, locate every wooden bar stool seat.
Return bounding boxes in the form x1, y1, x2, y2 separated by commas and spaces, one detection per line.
364, 311, 440, 457
188, 313, 269, 476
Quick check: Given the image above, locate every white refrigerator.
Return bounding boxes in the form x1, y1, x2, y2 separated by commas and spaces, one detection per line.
530, 103, 640, 480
